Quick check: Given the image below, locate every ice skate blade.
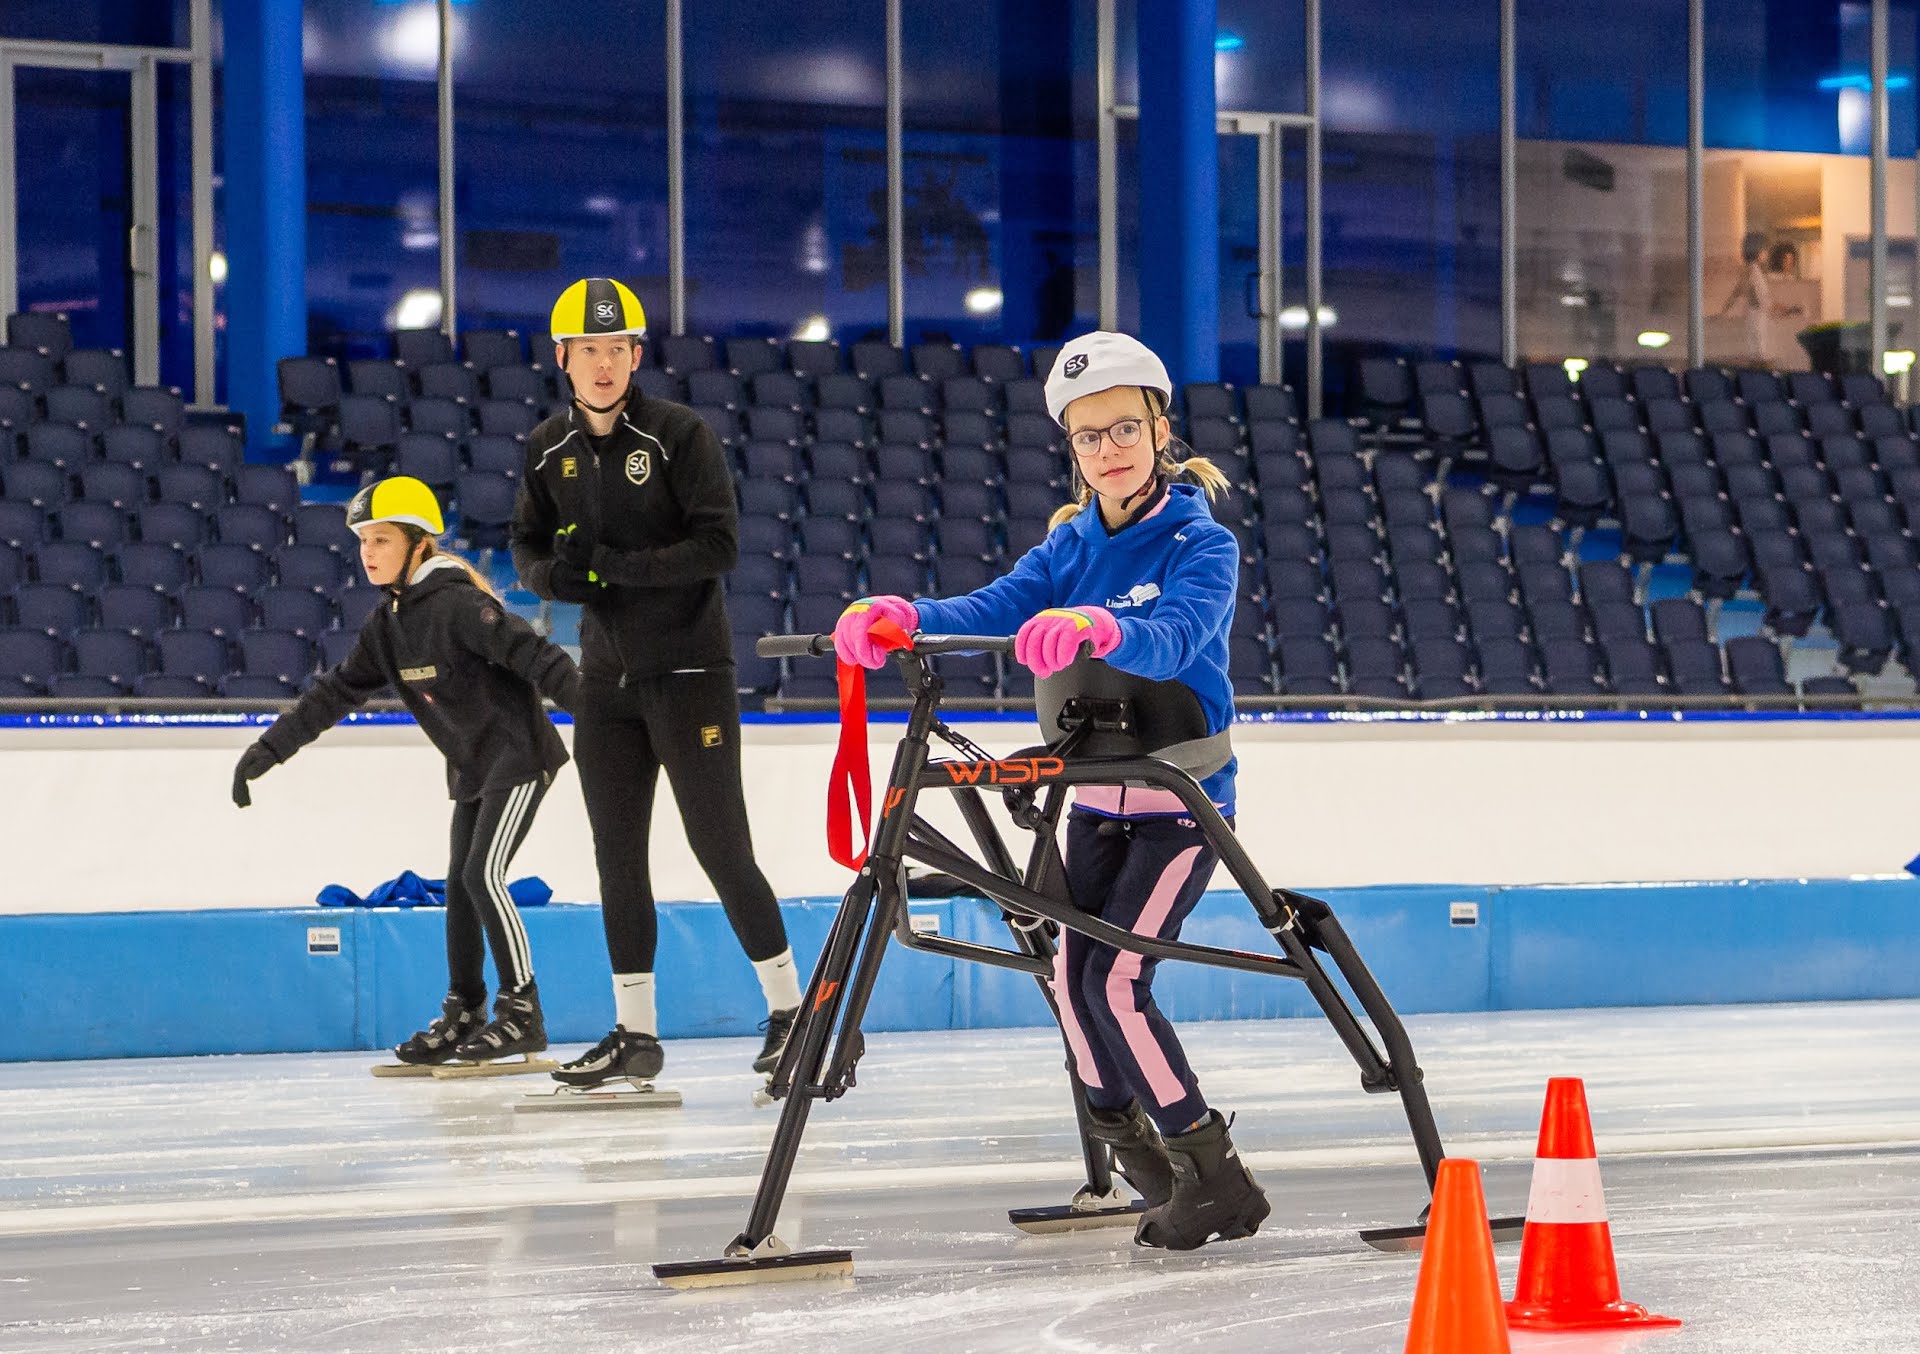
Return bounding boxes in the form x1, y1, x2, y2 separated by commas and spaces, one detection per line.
652, 1250, 854, 1289
1359, 1213, 1525, 1253
429, 1055, 560, 1080
1009, 1199, 1147, 1235
369, 1063, 436, 1078
515, 1082, 683, 1113
750, 1079, 779, 1108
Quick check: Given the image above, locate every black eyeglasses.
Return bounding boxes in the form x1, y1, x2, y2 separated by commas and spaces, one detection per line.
1067, 418, 1147, 457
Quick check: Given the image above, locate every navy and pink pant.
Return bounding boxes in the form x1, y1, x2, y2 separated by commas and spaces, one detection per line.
1051, 809, 1225, 1136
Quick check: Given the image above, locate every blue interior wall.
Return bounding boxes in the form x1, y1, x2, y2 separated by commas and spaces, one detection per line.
7, 877, 1917, 1063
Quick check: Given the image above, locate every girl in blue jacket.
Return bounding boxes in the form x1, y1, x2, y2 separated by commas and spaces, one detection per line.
833, 332, 1268, 1251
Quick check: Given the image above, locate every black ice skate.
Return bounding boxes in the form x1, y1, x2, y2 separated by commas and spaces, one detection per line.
391, 993, 486, 1066
1133, 1110, 1269, 1251
551, 1025, 665, 1088
452, 982, 548, 1062
753, 1006, 798, 1074
1086, 1101, 1175, 1209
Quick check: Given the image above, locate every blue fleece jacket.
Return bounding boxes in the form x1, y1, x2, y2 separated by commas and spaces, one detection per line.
911, 482, 1240, 814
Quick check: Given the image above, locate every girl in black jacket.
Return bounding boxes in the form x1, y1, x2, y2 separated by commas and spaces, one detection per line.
233, 476, 582, 1066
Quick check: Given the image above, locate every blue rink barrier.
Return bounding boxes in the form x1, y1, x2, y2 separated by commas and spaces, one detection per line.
5, 877, 1919, 1061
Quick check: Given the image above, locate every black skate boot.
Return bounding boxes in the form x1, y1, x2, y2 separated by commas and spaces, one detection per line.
1085, 1101, 1174, 1209
454, 982, 547, 1062
552, 1025, 665, 1087
753, 1006, 799, 1074
1134, 1110, 1269, 1251
394, 992, 487, 1066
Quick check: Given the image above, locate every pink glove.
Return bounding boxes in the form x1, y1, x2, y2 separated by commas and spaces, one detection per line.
832, 595, 919, 669
1014, 606, 1121, 678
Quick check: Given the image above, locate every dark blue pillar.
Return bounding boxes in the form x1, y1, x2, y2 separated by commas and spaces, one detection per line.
221, 0, 306, 456
1136, 0, 1218, 385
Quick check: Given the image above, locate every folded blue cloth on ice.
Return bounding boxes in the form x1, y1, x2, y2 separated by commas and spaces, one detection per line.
316, 871, 553, 909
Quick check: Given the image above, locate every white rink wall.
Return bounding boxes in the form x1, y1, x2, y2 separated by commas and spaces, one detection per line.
7, 713, 1920, 915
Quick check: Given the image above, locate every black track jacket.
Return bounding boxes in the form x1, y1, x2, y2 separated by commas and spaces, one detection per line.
509, 397, 738, 684
258, 558, 579, 799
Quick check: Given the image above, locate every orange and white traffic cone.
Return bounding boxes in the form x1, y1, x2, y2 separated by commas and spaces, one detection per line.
1506, 1077, 1681, 1332
1403, 1158, 1511, 1354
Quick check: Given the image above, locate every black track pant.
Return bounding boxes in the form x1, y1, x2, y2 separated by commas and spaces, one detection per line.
445, 775, 548, 1004
574, 668, 789, 973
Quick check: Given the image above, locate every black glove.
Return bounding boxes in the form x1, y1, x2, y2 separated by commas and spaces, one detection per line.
553, 522, 596, 570
548, 561, 607, 604
232, 742, 279, 808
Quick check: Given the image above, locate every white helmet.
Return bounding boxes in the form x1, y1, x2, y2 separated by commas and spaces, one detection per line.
1042, 331, 1174, 426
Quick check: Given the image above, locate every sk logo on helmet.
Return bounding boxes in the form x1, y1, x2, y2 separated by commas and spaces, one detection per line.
1063, 353, 1088, 378
625, 449, 651, 485
595, 301, 617, 322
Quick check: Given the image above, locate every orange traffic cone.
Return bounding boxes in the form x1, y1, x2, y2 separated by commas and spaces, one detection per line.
1404, 1158, 1511, 1353
1506, 1077, 1681, 1331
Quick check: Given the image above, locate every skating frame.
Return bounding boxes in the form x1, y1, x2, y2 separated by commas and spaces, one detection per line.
652, 635, 1521, 1287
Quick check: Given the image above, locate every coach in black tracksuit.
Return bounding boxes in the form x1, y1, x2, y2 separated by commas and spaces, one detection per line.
511, 279, 800, 1086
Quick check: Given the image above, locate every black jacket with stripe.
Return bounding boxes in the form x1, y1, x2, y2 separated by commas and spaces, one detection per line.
509, 397, 739, 684
258, 558, 579, 800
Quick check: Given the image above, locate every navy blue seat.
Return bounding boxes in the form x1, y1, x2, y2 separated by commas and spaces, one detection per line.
655, 334, 717, 376
454, 472, 518, 550
176, 424, 244, 473
336, 586, 383, 631
33, 541, 107, 591
1599, 633, 1665, 696
71, 628, 148, 686
465, 433, 524, 479
864, 553, 926, 597
114, 542, 191, 593
178, 585, 252, 635
417, 362, 481, 404
1725, 635, 1793, 697
850, 341, 907, 381
486, 365, 549, 404
57, 502, 128, 549
7, 311, 73, 359
462, 330, 524, 371
407, 396, 471, 439
0, 348, 58, 393
196, 543, 270, 592
97, 584, 171, 634
222, 674, 297, 699
0, 501, 45, 549
475, 399, 538, 439
0, 628, 64, 691
13, 583, 87, 636
154, 627, 230, 684
910, 342, 967, 382
214, 504, 286, 552
392, 329, 455, 370
152, 463, 224, 510
44, 384, 116, 430
24, 421, 92, 471
725, 337, 784, 380
275, 544, 348, 593
787, 339, 841, 380
240, 629, 315, 686
348, 360, 410, 400
134, 673, 210, 698
290, 503, 348, 548
395, 432, 461, 493
689, 369, 747, 410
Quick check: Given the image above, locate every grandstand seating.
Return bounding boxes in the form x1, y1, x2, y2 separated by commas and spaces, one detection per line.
5, 316, 1916, 708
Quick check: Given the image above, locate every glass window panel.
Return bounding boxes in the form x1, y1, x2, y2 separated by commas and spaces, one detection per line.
452, 5, 668, 351
682, 1, 887, 344
301, 0, 444, 359
0, 0, 181, 45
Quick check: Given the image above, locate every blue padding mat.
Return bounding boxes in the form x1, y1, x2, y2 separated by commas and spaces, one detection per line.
5, 877, 1919, 1061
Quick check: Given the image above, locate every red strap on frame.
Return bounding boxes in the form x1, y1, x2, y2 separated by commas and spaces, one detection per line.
826, 618, 912, 871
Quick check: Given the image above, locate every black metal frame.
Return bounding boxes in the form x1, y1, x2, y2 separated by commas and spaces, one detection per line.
655, 633, 1471, 1279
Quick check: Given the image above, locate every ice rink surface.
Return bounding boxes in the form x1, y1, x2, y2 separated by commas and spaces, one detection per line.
2, 1000, 1916, 1353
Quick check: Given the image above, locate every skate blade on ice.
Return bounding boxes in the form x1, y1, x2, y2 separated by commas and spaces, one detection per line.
369, 1063, 437, 1078
1009, 1185, 1145, 1234
653, 1235, 852, 1289
428, 1055, 561, 1080
515, 1081, 683, 1114
1358, 1212, 1525, 1253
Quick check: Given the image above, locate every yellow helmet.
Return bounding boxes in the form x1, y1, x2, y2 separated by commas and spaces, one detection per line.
347, 476, 445, 537
550, 277, 648, 343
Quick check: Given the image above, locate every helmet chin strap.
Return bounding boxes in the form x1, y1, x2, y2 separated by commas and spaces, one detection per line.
573, 390, 630, 417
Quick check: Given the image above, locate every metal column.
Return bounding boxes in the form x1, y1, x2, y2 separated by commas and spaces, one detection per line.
1500, 0, 1516, 367
1097, 0, 1117, 332
0, 54, 15, 322
436, 0, 457, 340
666, 0, 686, 336
1687, 0, 1704, 368
129, 56, 159, 386
1870, 0, 1890, 378
1304, 0, 1323, 416
190, 0, 215, 407
886, 0, 905, 348
1258, 121, 1282, 385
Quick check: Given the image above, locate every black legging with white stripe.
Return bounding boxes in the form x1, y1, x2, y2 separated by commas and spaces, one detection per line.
446, 774, 549, 1002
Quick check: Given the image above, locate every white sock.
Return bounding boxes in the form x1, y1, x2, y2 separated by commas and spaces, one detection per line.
752, 950, 802, 1013
613, 972, 657, 1036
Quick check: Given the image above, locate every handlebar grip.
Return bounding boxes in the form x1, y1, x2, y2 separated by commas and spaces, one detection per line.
755, 633, 836, 659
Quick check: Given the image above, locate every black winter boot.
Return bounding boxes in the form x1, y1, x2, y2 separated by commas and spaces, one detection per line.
1134, 1110, 1269, 1250
394, 992, 486, 1065
1085, 1101, 1175, 1209
454, 982, 547, 1061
